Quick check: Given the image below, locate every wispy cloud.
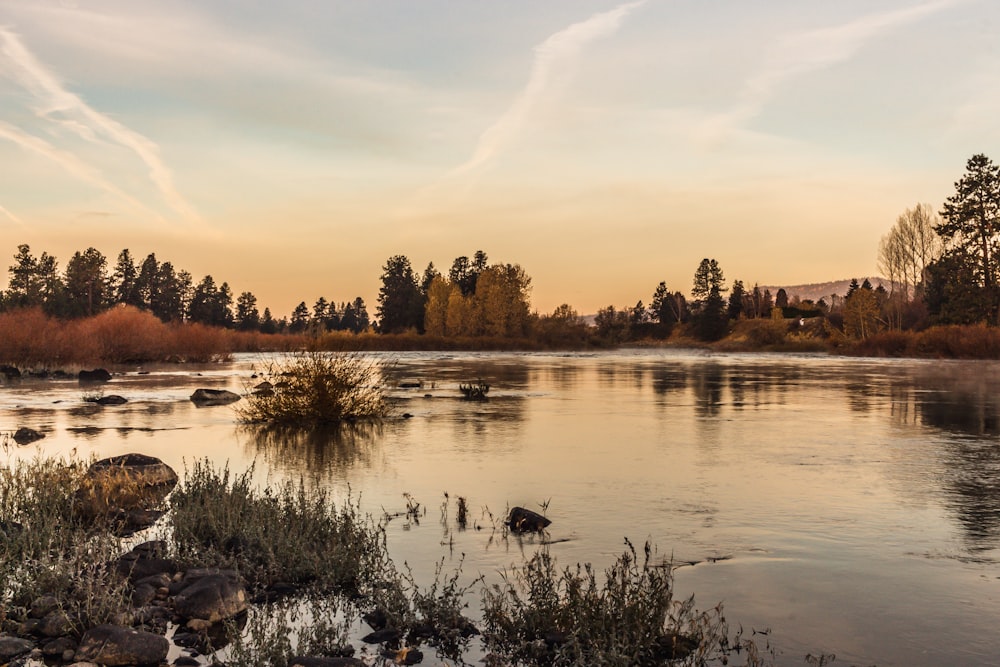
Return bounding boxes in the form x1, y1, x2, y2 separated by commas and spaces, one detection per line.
0, 26, 199, 221
449, 0, 647, 178
0, 202, 25, 226
700, 0, 965, 142
0, 120, 152, 216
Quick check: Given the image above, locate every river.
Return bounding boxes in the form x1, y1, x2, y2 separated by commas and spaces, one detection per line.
2, 350, 999, 666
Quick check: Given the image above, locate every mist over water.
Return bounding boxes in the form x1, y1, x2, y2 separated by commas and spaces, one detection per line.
3, 350, 999, 666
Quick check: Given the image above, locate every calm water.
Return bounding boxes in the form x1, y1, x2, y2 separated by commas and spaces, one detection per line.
3, 350, 1000, 666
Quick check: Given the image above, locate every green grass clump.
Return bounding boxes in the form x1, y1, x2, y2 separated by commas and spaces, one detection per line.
168, 460, 390, 595
237, 351, 388, 425
482, 539, 770, 667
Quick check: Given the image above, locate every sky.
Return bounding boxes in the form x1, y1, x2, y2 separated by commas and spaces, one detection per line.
0, 0, 998, 317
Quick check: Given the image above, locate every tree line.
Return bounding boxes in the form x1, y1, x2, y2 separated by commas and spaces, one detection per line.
2, 152, 995, 347
0, 246, 369, 335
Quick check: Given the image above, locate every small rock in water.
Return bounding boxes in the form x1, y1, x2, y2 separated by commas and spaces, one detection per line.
507, 506, 552, 532
13, 427, 44, 444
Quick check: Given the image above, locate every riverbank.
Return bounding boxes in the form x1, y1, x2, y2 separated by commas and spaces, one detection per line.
3, 305, 1000, 370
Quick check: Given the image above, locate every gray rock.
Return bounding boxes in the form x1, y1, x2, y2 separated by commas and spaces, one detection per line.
0, 636, 34, 661
39, 610, 73, 637
12, 427, 44, 444
96, 395, 128, 405
78, 368, 112, 383
74, 625, 168, 666
174, 573, 248, 623
40, 636, 77, 657
88, 454, 178, 487
507, 506, 552, 532
190, 388, 241, 406
29, 594, 59, 618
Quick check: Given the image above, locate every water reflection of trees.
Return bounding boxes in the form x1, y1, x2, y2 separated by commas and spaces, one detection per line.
238, 423, 384, 476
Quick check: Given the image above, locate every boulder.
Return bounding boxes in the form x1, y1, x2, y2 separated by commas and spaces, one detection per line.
0, 364, 21, 379
173, 572, 248, 623
507, 506, 552, 532
0, 636, 34, 661
96, 395, 128, 406
39, 610, 73, 637
78, 368, 112, 383
190, 388, 241, 406
77, 456, 177, 532
115, 542, 178, 582
12, 427, 44, 444
88, 454, 178, 487
74, 625, 168, 666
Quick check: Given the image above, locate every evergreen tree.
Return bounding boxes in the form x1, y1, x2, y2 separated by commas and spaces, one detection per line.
236, 291, 260, 331
352, 297, 370, 333
260, 307, 277, 334
188, 275, 219, 325
377, 255, 423, 333
110, 249, 141, 307
696, 286, 729, 341
936, 153, 1000, 323
727, 280, 746, 320
691, 258, 725, 306
290, 302, 310, 333
64, 248, 109, 318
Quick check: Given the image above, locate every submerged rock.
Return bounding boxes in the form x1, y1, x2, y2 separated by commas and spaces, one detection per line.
507, 506, 551, 532
190, 388, 241, 406
12, 427, 44, 444
74, 625, 168, 666
78, 368, 112, 383
96, 395, 128, 405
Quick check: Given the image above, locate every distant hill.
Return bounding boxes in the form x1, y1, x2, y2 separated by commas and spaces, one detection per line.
761, 277, 890, 304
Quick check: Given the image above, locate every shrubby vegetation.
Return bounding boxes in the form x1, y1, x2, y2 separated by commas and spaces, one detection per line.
0, 453, 771, 665
236, 351, 388, 425
2, 153, 1000, 359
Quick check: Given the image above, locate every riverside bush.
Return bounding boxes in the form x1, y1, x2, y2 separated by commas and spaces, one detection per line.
482, 540, 770, 666
0, 456, 132, 632
236, 351, 388, 425
168, 460, 390, 595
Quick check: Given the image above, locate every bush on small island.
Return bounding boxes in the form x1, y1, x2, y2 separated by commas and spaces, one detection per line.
236, 351, 388, 425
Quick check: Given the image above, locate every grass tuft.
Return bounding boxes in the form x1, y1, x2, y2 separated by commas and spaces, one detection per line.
236, 351, 388, 425
168, 459, 390, 595
482, 539, 771, 666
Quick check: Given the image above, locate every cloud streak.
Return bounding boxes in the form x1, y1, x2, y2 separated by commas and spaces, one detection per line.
700, 0, 966, 141
0, 26, 199, 221
0, 202, 25, 226
0, 120, 153, 216
449, 0, 647, 178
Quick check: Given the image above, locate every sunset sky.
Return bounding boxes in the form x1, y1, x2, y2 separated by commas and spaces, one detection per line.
1, 0, 997, 316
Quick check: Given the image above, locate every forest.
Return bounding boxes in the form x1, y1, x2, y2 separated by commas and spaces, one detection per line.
1, 153, 999, 361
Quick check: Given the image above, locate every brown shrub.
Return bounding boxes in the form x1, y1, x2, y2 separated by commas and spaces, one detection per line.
73, 306, 168, 363
912, 324, 1000, 358
0, 308, 79, 367
165, 322, 231, 362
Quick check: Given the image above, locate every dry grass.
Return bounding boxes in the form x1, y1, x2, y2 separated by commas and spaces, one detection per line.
841, 324, 1000, 359
236, 351, 388, 426
482, 540, 771, 667
0, 306, 304, 368
168, 460, 390, 594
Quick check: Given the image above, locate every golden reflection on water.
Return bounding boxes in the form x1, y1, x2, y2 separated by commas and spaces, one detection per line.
3, 352, 1000, 666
